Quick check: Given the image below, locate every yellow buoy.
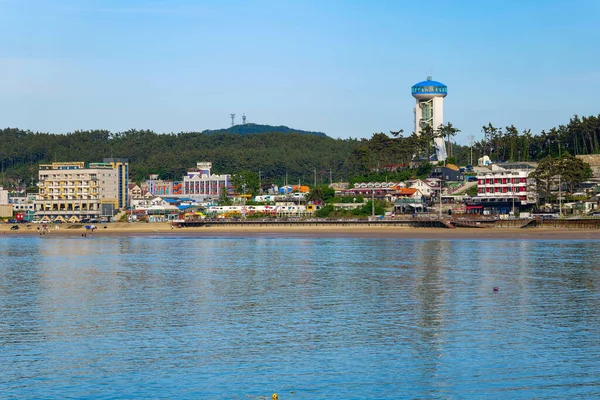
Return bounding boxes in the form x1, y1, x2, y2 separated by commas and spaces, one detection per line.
272, 394, 278, 400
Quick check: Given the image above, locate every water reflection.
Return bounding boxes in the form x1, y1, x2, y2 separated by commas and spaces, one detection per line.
0, 236, 599, 398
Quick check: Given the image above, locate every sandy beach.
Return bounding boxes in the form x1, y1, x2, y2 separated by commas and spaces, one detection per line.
2, 222, 600, 240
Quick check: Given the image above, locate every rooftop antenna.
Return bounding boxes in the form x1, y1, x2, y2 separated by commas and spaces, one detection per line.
230, 113, 236, 127
242, 114, 247, 124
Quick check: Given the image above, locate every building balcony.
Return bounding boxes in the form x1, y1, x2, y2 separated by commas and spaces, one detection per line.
394, 198, 424, 205
478, 184, 528, 189
35, 210, 101, 216
478, 193, 529, 198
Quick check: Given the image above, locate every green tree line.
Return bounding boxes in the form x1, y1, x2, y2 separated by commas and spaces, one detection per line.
353, 114, 600, 174
2, 114, 600, 189
0, 128, 360, 187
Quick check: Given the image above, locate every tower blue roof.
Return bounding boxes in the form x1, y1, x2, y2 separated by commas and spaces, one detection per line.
412, 80, 446, 88
411, 77, 447, 97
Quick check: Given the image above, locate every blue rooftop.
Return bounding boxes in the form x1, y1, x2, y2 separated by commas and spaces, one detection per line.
412, 79, 446, 88
412, 77, 447, 97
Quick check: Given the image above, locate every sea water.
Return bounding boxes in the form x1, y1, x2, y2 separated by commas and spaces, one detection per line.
1, 235, 599, 399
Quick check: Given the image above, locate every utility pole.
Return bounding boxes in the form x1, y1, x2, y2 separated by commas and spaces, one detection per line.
558, 174, 562, 218
468, 135, 475, 166
314, 168, 317, 187
329, 169, 333, 185
372, 189, 375, 219
258, 169, 262, 194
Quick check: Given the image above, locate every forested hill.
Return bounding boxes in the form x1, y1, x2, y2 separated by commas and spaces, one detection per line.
201, 123, 328, 138
0, 128, 357, 184
4, 113, 600, 189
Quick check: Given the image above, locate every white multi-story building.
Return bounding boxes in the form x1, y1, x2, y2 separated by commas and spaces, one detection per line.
412, 76, 448, 162
408, 179, 438, 198
182, 162, 230, 200
476, 170, 532, 204
34, 159, 129, 222
9, 194, 36, 212
0, 186, 8, 205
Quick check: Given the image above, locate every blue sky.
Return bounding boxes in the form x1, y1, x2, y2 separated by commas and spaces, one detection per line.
1, 0, 599, 145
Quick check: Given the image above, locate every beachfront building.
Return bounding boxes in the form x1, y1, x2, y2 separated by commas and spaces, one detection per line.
469, 166, 535, 215
343, 182, 405, 202
407, 179, 438, 198
476, 170, 531, 202
393, 188, 425, 213
0, 186, 8, 205
142, 175, 174, 196
8, 194, 36, 221
182, 162, 231, 201
128, 196, 192, 222
34, 159, 129, 222
128, 183, 153, 202
128, 183, 143, 199
0, 187, 10, 218
412, 76, 448, 162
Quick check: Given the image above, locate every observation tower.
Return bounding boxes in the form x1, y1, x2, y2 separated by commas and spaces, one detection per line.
412, 76, 447, 162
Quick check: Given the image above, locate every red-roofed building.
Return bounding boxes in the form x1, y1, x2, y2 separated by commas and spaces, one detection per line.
394, 188, 425, 213
407, 179, 438, 198
397, 188, 422, 197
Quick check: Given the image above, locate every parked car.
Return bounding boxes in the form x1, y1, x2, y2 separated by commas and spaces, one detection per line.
467, 176, 478, 182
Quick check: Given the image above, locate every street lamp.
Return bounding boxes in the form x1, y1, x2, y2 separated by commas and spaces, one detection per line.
439, 179, 442, 219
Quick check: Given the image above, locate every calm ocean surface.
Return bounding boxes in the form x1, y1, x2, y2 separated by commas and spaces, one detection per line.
1, 234, 600, 399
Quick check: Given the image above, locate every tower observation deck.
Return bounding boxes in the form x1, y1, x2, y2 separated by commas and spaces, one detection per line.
412, 77, 447, 162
